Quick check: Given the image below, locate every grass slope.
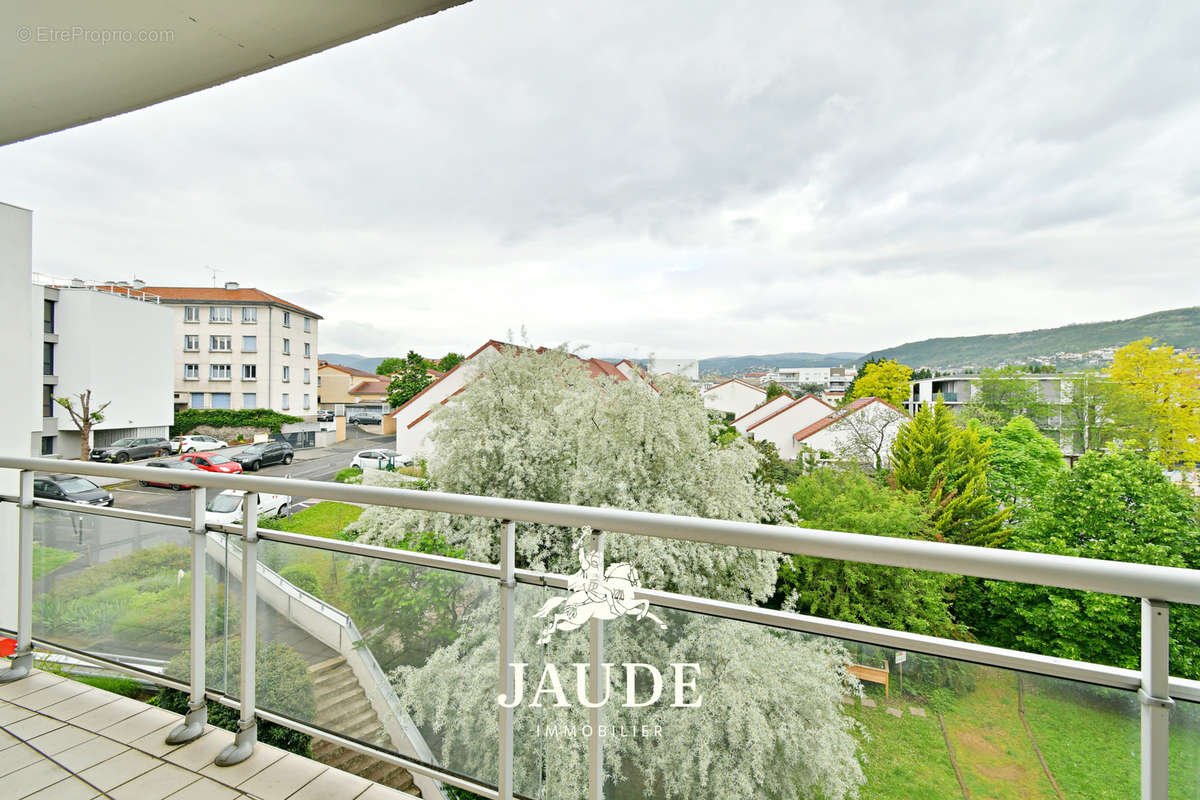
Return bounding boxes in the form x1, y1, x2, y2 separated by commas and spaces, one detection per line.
860, 306, 1200, 369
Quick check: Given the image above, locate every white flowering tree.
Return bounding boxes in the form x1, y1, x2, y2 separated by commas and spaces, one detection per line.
348, 345, 865, 798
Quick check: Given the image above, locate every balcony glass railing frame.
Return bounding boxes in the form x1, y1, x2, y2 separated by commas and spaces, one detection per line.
1, 455, 1198, 800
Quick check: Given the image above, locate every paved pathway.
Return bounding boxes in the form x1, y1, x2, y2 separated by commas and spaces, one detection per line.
0, 663, 419, 800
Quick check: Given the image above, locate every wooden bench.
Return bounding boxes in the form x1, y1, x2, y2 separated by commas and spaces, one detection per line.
848, 663, 890, 698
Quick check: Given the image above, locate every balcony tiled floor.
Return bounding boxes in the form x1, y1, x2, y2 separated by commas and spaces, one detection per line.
0, 663, 420, 800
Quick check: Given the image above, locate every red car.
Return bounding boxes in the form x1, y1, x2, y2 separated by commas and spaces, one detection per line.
140, 459, 203, 490
180, 452, 244, 474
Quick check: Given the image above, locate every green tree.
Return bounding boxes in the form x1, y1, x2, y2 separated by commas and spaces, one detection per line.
980, 416, 1065, 516
926, 422, 1008, 547
1106, 338, 1200, 467
386, 350, 434, 407
436, 352, 465, 371
846, 359, 912, 408
967, 449, 1200, 679
782, 469, 963, 639
750, 438, 800, 485
764, 381, 790, 401
891, 398, 955, 492
375, 356, 407, 375
961, 366, 1054, 429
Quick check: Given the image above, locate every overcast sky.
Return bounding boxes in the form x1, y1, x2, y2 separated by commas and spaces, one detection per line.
2, 0, 1198, 359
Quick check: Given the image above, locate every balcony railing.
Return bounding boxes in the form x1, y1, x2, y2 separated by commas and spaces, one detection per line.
1, 454, 1197, 800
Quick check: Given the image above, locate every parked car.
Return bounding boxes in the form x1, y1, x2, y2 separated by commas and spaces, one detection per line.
90, 437, 172, 463
33, 474, 114, 506
170, 434, 230, 454
350, 449, 413, 471
140, 459, 203, 490
348, 413, 382, 425
180, 452, 244, 474
205, 489, 292, 525
316, 410, 334, 422
230, 440, 294, 471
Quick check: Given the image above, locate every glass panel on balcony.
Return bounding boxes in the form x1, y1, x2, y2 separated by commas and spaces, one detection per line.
31, 506, 203, 676
234, 536, 500, 790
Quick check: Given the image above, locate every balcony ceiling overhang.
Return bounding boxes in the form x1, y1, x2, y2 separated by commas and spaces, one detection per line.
0, 0, 469, 146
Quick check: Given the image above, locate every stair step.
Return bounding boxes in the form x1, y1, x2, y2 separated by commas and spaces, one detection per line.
308, 655, 348, 675
314, 671, 359, 690
324, 704, 379, 732
316, 685, 364, 709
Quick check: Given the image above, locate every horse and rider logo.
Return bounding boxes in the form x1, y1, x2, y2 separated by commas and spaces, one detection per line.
533, 547, 667, 644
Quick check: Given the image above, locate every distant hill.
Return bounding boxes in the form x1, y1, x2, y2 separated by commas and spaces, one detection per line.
859, 307, 1200, 369
319, 353, 385, 373
698, 352, 864, 376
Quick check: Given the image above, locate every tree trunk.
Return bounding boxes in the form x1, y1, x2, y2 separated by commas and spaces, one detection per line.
79, 418, 91, 461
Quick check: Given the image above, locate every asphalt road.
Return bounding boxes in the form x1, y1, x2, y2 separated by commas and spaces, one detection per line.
105, 433, 394, 517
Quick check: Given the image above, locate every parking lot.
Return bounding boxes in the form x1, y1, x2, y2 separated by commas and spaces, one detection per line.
91, 434, 395, 517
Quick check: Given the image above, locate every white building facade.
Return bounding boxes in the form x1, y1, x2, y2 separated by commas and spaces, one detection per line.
743, 394, 835, 460
135, 283, 321, 416
701, 379, 767, 418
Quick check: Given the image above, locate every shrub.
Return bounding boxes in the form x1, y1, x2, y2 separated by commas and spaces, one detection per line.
172, 408, 302, 436
279, 564, 322, 598
334, 466, 363, 484
157, 637, 315, 757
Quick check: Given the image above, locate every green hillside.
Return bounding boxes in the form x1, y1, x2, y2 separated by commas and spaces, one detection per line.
859, 307, 1200, 369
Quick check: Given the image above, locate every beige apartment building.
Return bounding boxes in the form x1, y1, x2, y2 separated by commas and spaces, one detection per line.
121, 282, 321, 415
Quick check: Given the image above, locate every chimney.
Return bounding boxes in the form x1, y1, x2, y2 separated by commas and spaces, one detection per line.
224, 281, 240, 291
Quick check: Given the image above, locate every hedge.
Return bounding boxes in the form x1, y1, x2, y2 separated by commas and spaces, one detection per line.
172, 408, 303, 436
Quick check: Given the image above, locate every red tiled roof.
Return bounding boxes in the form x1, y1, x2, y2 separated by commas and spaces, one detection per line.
744, 393, 834, 432
586, 358, 627, 381
102, 285, 322, 318
792, 397, 909, 441
321, 362, 377, 378
349, 379, 390, 395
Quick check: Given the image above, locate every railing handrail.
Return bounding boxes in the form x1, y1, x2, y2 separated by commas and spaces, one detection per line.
3, 454, 1199, 605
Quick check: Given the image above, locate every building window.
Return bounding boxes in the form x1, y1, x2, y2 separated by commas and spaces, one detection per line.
242, 393, 257, 408
43, 299, 55, 334
282, 338, 291, 355
209, 335, 231, 352
304, 342, 311, 358
190, 392, 205, 409
184, 363, 200, 380
303, 317, 310, 333
282, 365, 291, 382
210, 364, 232, 380
243, 364, 257, 381
282, 311, 291, 328
41, 436, 55, 456
281, 393, 290, 410
242, 335, 257, 352
43, 342, 54, 375
184, 335, 199, 351
211, 393, 232, 409
303, 394, 311, 410
43, 385, 54, 418
210, 306, 233, 323
184, 305, 200, 322
303, 368, 311, 384
241, 307, 257, 323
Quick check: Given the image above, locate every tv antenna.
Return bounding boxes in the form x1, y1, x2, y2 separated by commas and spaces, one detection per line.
204, 265, 222, 287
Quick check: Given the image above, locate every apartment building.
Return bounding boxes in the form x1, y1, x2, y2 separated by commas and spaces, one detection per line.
759, 366, 857, 393
126, 282, 321, 415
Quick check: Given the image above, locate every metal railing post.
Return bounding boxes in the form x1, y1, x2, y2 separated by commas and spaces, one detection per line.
1140, 599, 1172, 800
167, 487, 208, 743
0, 471, 34, 683
588, 530, 605, 800
498, 520, 516, 800
216, 492, 258, 766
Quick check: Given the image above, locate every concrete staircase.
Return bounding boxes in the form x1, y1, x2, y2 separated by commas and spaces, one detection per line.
309, 656, 421, 796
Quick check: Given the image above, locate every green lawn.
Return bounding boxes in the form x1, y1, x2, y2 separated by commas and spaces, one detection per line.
847, 667, 1200, 799
33, 543, 80, 579
263, 501, 363, 539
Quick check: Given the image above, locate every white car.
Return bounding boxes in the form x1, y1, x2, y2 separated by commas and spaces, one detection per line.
205, 489, 292, 525
350, 449, 413, 471
171, 434, 230, 454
